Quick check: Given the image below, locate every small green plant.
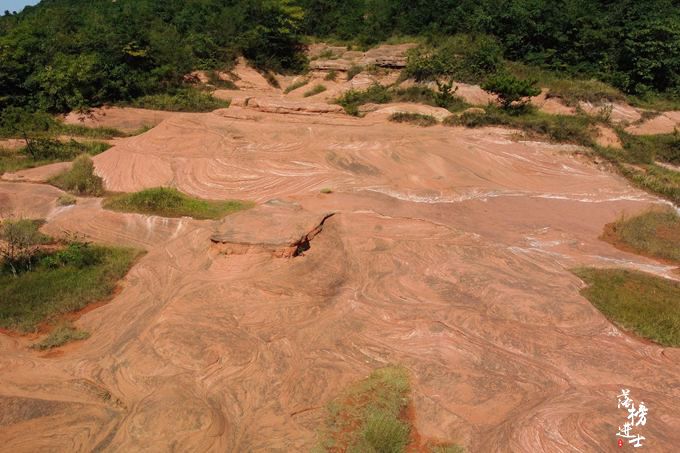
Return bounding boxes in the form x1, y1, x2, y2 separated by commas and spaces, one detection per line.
575, 268, 680, 347
57, 194, 77, 206
130, 88, 230, 112
320, 188, 333, 194
482, 73, 541, 110
347, 65, 364, 81
49, 154, 104, 196
284, 77, 310, 94
103, 187, 253, 220
389, 112, 438, 127
324, 70, 338, 81
303, 84, 327, 98
32, 323, 90, 350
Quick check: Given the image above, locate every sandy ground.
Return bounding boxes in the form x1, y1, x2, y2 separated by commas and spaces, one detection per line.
1, 49, 680, 451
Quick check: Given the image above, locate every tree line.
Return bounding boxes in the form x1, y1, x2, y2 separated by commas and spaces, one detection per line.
1, 0, 678, 113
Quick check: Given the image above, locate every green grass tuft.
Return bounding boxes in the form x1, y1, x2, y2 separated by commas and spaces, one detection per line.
103, 187, 253, 220
304, 84, 328, 98
574, 268, 680, 347
324, 70, 338, 81
0, 244, 142, 332
32, 323, 90, 350
130, 88, 230, 112
317, 365, 411, 452
284, 78, 310, 94
389, 112, 438, 127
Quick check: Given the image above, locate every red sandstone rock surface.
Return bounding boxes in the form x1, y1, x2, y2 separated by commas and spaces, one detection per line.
1, 48, 680, 452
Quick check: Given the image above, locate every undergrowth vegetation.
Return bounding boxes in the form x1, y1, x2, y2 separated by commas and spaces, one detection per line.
128, 88, 230, 112
0, 237, 142, 332
49, 154, 104, 196
336, 83, 469, 116
0, 140, 110, 175
315, 365, 463, 452
575, 268, 680, 347
303, 84, 327, 97
103, 187, 253, 220
389, 113, 438, 127
32, 322, 90, 350
316, 365, 411, 452
603, 210, 680, 263
444, 106, 596, 146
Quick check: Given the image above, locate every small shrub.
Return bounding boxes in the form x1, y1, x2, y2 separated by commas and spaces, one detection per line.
482, 74, 541, 110
347, 65, 364, 81
57, 194, 76, 206
320, 188, 333, 194
0, 218, 50, 276
303, 84, 327, 98
284, 77, 310, 94
130, 88, 230, 112
32, 323, 90, 350
49, 154, 104, 196
389, 113, 438, 127
335, 84, 392, 116
324, 70, 338, 81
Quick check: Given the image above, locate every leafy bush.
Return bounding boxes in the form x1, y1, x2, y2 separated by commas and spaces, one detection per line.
389, 113, 438, 127
404, 34, 504, 84
49, 154, 104, 196
303, 84, 327, 97
482, 73, 541, 109
335, 85, 392, 116
130, 88, 230, 112
103, 187, 252, 220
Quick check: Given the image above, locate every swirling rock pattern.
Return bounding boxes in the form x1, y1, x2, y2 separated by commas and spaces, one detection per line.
1, 106, 679, 452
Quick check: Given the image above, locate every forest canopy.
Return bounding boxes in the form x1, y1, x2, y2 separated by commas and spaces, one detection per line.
1, 0, 678, 112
